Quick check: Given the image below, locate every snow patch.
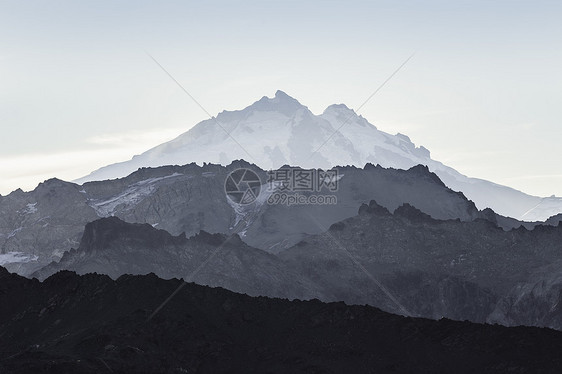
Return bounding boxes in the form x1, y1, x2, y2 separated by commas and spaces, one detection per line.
8, 227, 23, 239
88, 173, 184, 217
24, 203, 38, 214
0, 252, 38, 265
226, 181, 279, 236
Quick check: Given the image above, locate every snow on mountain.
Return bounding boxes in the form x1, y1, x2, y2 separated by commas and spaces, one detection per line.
87, 173, 184, 217
0, 251, 38, 266
76, 90, 562, 221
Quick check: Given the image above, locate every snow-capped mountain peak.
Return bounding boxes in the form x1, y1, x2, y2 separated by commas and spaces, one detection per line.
76, 90, 562, 221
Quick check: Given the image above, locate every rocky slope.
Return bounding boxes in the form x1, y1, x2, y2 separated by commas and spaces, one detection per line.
0, 178, 99, 275
1, 267, 561, 374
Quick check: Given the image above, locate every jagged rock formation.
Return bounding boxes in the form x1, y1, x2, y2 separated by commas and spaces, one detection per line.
3, 161, 525, 275
33, 217, 320, 301
280, 200, 562, 328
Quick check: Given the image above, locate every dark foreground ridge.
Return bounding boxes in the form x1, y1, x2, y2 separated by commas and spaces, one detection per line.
1, 267, 561, 373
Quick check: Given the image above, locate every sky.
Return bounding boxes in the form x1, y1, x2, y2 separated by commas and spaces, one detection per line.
1, 0, 561, 197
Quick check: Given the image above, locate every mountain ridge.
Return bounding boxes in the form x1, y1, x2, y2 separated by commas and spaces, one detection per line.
2, 266, 562, 373
4, 160, 561, 276
5, 161, 513, 276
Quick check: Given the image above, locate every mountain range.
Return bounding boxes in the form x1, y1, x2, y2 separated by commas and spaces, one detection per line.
2, 90, 562, 371
77, 90, 562, 221
5, 161, 560, 277
28, 197, 562, 330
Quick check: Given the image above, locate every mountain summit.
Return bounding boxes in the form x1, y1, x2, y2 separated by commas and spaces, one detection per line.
77, 91, 431, 178
248, 89, 306, 116
76, 91, 562, 221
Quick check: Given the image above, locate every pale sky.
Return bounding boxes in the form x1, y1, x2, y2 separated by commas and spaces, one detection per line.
1, 0, 561, 197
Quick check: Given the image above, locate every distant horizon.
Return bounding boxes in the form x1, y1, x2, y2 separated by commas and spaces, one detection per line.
1, 1, 561, 197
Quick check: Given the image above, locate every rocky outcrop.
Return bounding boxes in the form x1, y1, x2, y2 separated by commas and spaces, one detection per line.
280, 200, 562, 327
32, 217, 321, 302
